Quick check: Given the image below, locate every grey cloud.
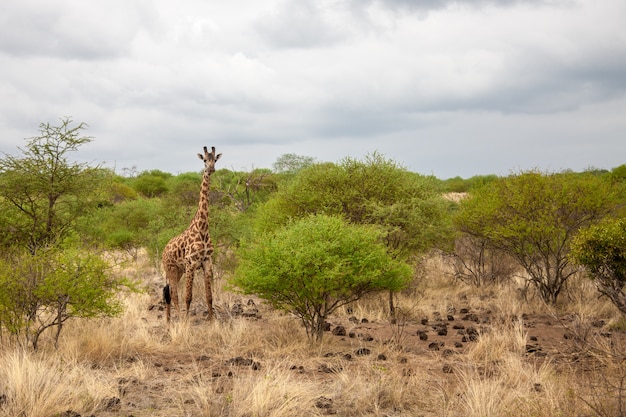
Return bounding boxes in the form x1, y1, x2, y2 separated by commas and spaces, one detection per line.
0, 0, 159, 59
254, 1, 351, 48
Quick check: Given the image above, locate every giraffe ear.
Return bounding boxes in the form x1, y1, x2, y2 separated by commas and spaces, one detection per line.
215, 153, 222, 162
198, 153, 204, 161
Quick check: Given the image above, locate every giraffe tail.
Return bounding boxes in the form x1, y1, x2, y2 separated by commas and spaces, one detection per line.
163, 284, 171, 305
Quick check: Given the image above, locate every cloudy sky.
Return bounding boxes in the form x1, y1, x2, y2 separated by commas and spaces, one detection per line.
1, 0, 624, 179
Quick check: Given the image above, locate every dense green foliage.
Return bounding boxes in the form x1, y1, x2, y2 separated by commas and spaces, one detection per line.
253, 153, 455, 313
232, 215, 412, 341
0, 243, 136, 350
455, 170, 620, 304
2, 118, 626, 346
0, 118, 108, 253
256, 153, 454, 258
0, 119, 137, 349
571, 218, 626, 315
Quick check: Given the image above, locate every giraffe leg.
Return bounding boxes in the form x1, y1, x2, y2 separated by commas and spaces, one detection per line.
164, 265, 182, 323
202, 259, 214, 320
184, 268, 195, 318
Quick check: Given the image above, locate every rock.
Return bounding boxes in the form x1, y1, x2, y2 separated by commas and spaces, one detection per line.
332, 325, 346, 336
226, 356, 261, 370
428, 342, 441, 351
318, 364, 342, 373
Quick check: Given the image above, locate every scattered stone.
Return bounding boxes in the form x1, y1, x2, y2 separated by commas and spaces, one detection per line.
454, 341, 463, 348
377, 354, 387, 361
361, 318, 369, 323
318, 364, 342, 373
230, 303, 244, 315
462, 313, 479, 322
103, 397, 121, 411
592, 319, 606, 328
459, 308, 470, 314
355, 348, 371, 356
442, 349, 456, 357
399, 357, 408, 364
290, 365, 305, 373
465, 327, 480, 341
428, 342, 441, 351
417, 330, 428, 341
436, 326, 448, 336
442, 364, 454, 374
447, 315, 455, 321
421, 318, 429, 325
529, 335, 538, 341
332, 325, 346, 336
348, 316, 359, 323
348, 331, 356, 338
323, 322, 331, 331
526, 344, 542, 354
226, 356, 262, 370
315, 396, 336, 414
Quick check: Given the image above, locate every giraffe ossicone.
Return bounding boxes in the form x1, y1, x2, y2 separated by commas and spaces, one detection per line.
162, 146, 221, 322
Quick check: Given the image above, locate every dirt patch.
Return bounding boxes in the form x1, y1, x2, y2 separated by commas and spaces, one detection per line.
87, 289, 624, 417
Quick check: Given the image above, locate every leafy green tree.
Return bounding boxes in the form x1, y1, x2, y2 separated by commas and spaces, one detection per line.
131, 169, 172, 197
255, 153, 454, 313
213, 168, 277, 212
610, 164, 626, 182
455, 170, 619, 304
571, 217, 626, 315
272, 153, 316, 176
164, 171, 203, 210
232, 215, 412, 342
0, 244, 136, 350
0, 118, 107, 253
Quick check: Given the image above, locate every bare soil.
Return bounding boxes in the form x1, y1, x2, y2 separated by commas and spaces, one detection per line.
90, 287, 623, 417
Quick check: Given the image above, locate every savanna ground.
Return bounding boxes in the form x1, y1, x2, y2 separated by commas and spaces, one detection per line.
2, 251, 626, 417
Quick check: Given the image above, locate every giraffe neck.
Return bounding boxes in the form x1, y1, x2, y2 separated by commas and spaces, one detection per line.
190, 169, 212, 235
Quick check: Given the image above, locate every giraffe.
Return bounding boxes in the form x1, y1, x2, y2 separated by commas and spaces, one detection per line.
162, 146, 222, 322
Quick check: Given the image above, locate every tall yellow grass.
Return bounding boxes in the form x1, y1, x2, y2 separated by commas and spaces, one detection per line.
0, 251, 623, 416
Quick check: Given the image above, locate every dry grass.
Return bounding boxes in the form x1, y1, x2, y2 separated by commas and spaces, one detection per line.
0, 349, 116, 417
1, 251, 625, 417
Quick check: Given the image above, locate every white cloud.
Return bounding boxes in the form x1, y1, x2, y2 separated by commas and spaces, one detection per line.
0, 0, 624, 179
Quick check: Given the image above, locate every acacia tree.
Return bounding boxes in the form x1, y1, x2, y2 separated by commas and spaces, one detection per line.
255, 153, 454, 314
232, 215, 412, 342
571, 217, 626, 315
0, 117, 106, 253
0, 118, 136, 349
455, 170, 619, 304
0, 245, 134, 350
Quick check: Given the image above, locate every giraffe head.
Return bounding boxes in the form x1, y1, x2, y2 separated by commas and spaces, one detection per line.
198, 146, 222, 175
